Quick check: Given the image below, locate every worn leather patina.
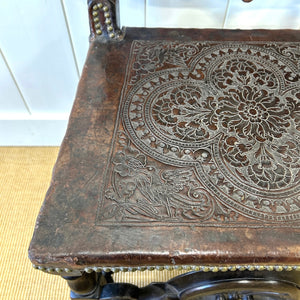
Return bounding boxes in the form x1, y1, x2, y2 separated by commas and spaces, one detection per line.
29, 28, 300, 276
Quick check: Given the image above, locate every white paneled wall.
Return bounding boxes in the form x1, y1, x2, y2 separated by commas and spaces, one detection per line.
1, 0, 299, 145
0, 50, 28, 114
145, 0, 229, 28
225, 0, 300, 29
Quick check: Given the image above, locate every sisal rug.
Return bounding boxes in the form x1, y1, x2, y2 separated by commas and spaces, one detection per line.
0, 147, 185, 299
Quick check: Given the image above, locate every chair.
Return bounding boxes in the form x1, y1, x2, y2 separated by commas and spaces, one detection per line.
29, 0, 300, 299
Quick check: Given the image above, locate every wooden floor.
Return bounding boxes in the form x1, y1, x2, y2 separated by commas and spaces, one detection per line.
0, 147, 185, 299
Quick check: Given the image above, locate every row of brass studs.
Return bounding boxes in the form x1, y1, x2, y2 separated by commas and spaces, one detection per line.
92, 2, 115, 38
33, 264, 300, 274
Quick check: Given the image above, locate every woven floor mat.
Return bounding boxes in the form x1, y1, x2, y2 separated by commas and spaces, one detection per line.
0, 147, 186, 299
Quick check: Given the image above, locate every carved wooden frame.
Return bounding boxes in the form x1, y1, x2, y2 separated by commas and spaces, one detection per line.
64, 269, 300, 299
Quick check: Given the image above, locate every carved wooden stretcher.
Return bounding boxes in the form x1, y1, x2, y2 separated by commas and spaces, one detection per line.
29, 1, 300, 299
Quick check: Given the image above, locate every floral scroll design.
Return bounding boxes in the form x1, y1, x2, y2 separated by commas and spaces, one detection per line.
218, 87, 300, 190
119, 41, 300, 221
147, 48, 300, 192
98, 133, 236, 223
152, 84, 218, 142
129, 41, 205, 84
150, 84, 300, 191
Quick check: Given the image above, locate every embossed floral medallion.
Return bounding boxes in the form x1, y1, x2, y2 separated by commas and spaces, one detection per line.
97, 41, 300, 226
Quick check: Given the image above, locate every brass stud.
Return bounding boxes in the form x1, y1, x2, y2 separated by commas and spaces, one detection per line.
47, 268, 55, 273
55, 268, 63, 273
107, 26, 113, 32
257, 266, 265, 271
85, 267, 93, 273
104, 12, 110, 18
93, 17, 99, 22
64, 268, 72, 273
96, 29, 102, 35
275, 266, 283, 272
93, 267, 101, 272
120, 267, 128, 272
248, 266, 255, 271
103, 6, 109, 12
103, 267, 111, 272
109, 33, 115, 38
92, 11, 98, 17
93, 5, 98, 11
130, 267, 137, 272
98, 3, 103, 9
105, 19, 111, 25
95, 23, 101, 29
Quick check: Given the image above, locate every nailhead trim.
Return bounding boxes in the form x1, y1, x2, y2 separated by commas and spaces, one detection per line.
92, 2, 116, 38
33, 264, 300, 274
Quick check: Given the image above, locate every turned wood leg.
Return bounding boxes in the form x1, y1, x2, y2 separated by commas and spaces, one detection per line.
63, 271, 113, 299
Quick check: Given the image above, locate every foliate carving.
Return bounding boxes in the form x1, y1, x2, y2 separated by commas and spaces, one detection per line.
129, 41, 205, 84
98, 132, 231, 224
97, 41, 300, 226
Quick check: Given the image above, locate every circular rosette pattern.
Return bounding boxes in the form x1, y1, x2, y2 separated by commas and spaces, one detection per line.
217, 86, 291, 142
123, 42, 300, 221
216, 86, 300, 192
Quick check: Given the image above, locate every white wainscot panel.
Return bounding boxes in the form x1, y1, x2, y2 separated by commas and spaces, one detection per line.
146, 0, 229, 28
225, 0, 300, 29
63, 0, 90, 74
0, 51, 29, 114
119, 0, 146, 27
0, 115, 68, 146
0, 0, 79, 114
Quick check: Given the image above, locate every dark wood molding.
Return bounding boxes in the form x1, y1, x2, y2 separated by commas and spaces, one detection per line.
63, 270, 300, 299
